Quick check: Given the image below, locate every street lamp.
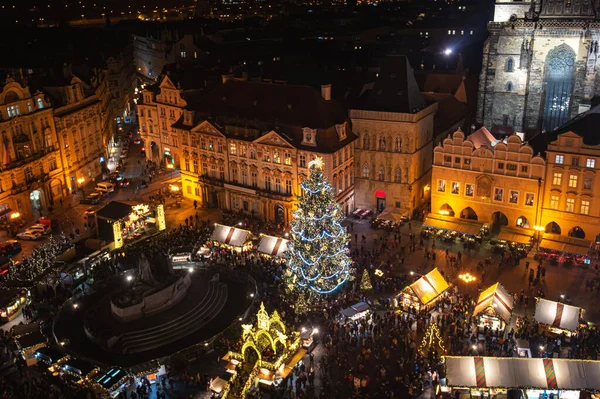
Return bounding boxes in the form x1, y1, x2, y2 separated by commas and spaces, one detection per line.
534, 225, 545, 250
77, 177, 86, 195
126, 275, 133, 282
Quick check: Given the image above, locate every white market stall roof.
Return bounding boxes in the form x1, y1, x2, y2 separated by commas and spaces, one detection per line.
473, 283, 514, 323
340, 302, 370, 318
257, 235, 290, 257
534, 298, 582, 332
404, 268, 449, 305
211, 224, 251, 248
445, 356, 600, 390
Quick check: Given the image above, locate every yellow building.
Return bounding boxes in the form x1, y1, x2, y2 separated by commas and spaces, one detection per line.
140, 76, 357, 224
431, 129, 545, 232
0, 78, 63, 220
538, 108, 600, 245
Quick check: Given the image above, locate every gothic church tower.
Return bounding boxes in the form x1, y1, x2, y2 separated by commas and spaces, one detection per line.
478, 0, 600, 132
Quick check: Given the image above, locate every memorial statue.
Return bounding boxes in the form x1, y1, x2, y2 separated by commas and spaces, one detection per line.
138, 253, 158, 286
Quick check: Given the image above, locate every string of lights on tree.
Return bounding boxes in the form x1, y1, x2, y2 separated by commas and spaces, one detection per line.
286, 157, 352, 303
360, 269, 372, 291
418, 323, 446, 361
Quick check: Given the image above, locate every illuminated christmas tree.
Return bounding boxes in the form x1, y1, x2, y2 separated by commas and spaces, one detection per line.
418, 323, 446, 359
287, 157, 351, 303
360, 269, 373, 291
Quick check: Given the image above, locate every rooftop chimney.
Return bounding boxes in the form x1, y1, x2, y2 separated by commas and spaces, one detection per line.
321, 84, 331, 101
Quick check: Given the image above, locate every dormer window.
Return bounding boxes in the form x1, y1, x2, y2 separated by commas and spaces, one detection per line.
335, 123, 347, 141
302, 128, 317, 146
183, 110, 194, 126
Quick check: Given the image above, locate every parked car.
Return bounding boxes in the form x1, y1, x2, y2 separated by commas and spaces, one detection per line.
118, 178, 131, 188
0, 240, 21, 256
17, 231, 42, 241
27, 224, 52, 235
80, 192, 103, 205
96, 182, 115, 193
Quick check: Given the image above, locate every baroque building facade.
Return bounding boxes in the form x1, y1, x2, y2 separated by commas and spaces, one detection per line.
478, 0, 600, 133
139, 76, 356, 224
0, 79, 63, 221
431, 129, 545, 230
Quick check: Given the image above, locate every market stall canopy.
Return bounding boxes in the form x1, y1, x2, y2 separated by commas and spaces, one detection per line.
16, 330, 46, 350
534, 298, 582, 332
211, 224, 251, 248
257, 235, 290, 257
473, 283, 514, 323
539, 233, 591, 256
496, 227, 533, 245
340, 302, 371, 319
279, 348, 307, 379
406, 268, 449, 305
422, 213, 483, 236
11, 321, 40, 338
95, 367, 128, 390
210, 373, 234, 393
445, 356, 600, 390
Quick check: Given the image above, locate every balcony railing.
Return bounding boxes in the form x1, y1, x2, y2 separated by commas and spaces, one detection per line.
2, 145, 59, 172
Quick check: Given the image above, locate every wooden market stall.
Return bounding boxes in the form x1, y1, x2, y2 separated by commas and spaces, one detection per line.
472, 283, 514, 334
14, 322, 47, 366
34, 346, 69, 375
257, 234, 290, 258
339, 302, 371, 321
534, 298, 583, 335
210, 223, 252, 252
61, 358, 99, 384
93, 367, 129, 398
0, 288, 27, 322
398, 268, 449, 312
445, 356, 600, 397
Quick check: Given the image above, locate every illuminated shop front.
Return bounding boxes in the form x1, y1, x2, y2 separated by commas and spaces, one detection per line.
257, 234, 290, 259
397, 268, 449, 312
210, 223, 253, 252
472, 283, 514, 334
534, 298, 583, 336
0, 288, 28, 321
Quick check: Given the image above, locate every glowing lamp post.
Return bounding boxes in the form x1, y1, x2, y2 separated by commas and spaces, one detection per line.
458, 273, 476, 283
77, 177, 86, 195
534, 225, 545, 250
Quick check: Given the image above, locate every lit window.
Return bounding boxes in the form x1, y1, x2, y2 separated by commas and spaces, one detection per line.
299, 154, 306, 168
581, 200, 590, 215
284, 153, 291, 165
566, 198, 575, 212
229, 142, 237, 155
437, 179, 446, 192
553, 172, 562, 185
273, 151, 281, 164
465, 184, 474, 197
451, 182, 460, 194
568, 174, 578, 188
494, 188, 503, 201
525, 193, 534, 206
586, 158, 595, 168
550, 196, 559, 209
555, 155, 564, 164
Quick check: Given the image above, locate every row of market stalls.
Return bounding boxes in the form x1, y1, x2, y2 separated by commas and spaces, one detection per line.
444, 356, 600, 397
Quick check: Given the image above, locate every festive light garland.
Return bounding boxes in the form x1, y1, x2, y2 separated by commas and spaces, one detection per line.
418, 323, 446, 359
360, 269, 373, 291
286, 160, 352, 299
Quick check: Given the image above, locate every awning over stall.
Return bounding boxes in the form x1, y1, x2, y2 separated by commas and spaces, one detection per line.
497, 227, 533, 245
539, 234, 591, 256
340, 302, 371, 319
211, 224, 251, 248
445, 356, 600, 390
257, 235, 290, 257
534, 298, 582, 332
473, 283, 514, 323
405, 268, 449, 305
422, 214, 483, 235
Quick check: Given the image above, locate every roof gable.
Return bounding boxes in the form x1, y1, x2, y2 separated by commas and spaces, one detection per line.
190, 120, 224, 137
159, 75, 177, 90
253, 130, 295, 149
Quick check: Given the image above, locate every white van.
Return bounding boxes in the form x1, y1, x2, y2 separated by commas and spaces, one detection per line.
96, 182, 115, 193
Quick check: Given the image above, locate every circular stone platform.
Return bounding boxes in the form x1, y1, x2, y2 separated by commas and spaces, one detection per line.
53, 266, 254, 367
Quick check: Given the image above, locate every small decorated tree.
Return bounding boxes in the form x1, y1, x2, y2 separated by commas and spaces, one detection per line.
360, 269, 373, 291
418, 323, 446, 360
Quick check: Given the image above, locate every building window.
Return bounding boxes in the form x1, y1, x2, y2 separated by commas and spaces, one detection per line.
231, 169, 238, 183
286, 179, 292, 195
363, 164, 370, 178
464, 158, 471, 165
437, 179, 446, 192
263, 150, 270, 162
265, 175, 271, 191
200, 138, 206, 150
571, 157, 580, 166
299, 154, 306, 168
37, 98, 43, 109
180, 51, 186, 58
555, 155, 564, 164
240, 145, 246, 157
497, 162, 504, 170
525, 193, 534, 206
249, 147, 255, 159
521, 165, 528, 173
454, 157, 461, 164
553, 172, 562, 185
507, 163, 517, 171
509, 190, 519, 204
184, 158, 190, 171
444, 156, 452, 163
568, 174, 578, 188
251, 172, 257, 187
581, 200, 590, 215
448, 181, 458, 194
394, 167, 401, 183
275, 178, 281, 193
229, 142, 237, 155
48, 157, 57, 171
194, 186, 200, 196
273, 151, 281, 164
363, 134, 370, 149
506, 58, 514, 72
566, 198, 575, 212
550, 195, 559, 209
218, 141, 223, 153
395, 137, 402, 152
219, 166, 225, 180
378, 136, 386, 151
284, 153, 291, 166
505, 82, 513, 91
378, 165, 385, 181
241, 169, 248, 185
586, 158, 595, 168
208, 139, 214, 151
193, 159, 198, 173
494, 187, 503, 201
584, 177, 593, 189
465, 184, 474, 197
187, 185, 192, 194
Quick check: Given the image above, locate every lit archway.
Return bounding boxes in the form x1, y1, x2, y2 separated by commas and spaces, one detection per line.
545, 222, 561, 235
568, 226, 585, 239
375, 190, 386, 213
460, 207, 478, 220
516, 216, 530, 229
439, 204, 455, 217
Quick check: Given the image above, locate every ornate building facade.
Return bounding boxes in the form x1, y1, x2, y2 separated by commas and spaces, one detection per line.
0, 79, 63, 221
431, 129, 545, 230
139, 76, 357, 224
478, 0, 600, 132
